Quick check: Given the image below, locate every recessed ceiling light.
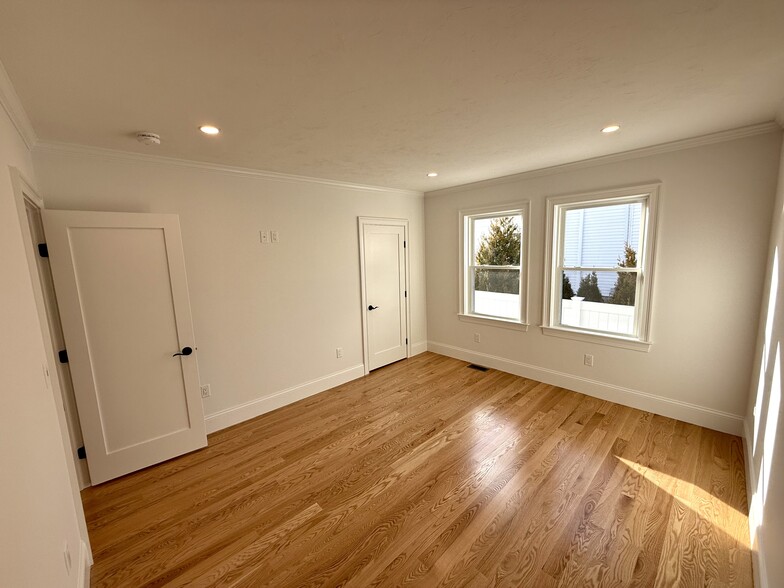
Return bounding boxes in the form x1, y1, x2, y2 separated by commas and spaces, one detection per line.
601, 124, 621, 134
427, 172, 438, 177
199, 125, 220, 135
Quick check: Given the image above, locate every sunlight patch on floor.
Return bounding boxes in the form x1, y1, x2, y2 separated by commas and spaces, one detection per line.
617, 456, 749, 548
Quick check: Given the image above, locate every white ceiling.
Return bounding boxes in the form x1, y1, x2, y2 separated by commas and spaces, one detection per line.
1, 0, 783, 192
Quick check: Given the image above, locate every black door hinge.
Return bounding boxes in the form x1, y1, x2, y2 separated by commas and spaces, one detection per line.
38, 243, 49, 257
403, 240, 406, 248
77, 446, 87, 460
406, 338, 408, 344
58, 349, 69, 363
404, 290, 407, 298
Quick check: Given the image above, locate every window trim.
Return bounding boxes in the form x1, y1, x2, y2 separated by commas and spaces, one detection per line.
542, 183, 660, 351
459, 201, 531, 328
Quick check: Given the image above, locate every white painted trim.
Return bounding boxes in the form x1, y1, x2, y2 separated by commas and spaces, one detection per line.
540, 326, 651, 352
427, 341, 744, 435
77, 539, 91, 588
9, 167, 93, 556
744, 419, 767, 588
410, 341, 428, 356
458, 314, 529, 332
459, 200, 531, 326
0, 59, 37, 149
204, 364, 364, 434
358, 217, 411, 375
426, 122, 781, 197
34, 141, 423, 197
541, 183, 660, 347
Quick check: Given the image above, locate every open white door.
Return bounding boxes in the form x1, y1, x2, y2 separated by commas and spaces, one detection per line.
42, 210, 206, 484
359, 218, 409, 372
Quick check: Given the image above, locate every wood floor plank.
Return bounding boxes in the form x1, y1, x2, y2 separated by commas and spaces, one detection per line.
80, 352, 753, 588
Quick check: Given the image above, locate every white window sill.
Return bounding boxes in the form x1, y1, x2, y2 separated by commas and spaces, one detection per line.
540, 325, 651, 352
459, 313, 529, 331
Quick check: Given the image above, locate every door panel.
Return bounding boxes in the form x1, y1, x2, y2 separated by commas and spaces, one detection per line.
362, 222, 408, 371
43, 211, 206, 484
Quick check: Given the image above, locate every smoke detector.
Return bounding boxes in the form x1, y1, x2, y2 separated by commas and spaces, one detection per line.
136, 132, 161, 146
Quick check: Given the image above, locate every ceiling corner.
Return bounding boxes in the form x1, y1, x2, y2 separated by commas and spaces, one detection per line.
776, 99, 784, 129
0, 58, 38, 150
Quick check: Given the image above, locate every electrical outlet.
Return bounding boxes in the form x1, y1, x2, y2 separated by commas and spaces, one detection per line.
584, 354, 594, 367
260, 230, 269, 244
336, 347, 343, 359
200, 384, 211, 398
271, 230, 279, 243
474, 333, 481, 343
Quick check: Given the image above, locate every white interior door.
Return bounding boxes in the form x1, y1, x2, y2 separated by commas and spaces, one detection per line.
360, 219, 409, 371
42, 210, 206, 484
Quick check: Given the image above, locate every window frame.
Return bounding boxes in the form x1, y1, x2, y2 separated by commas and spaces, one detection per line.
459, 202, 530, 330
542, 184, 660, 351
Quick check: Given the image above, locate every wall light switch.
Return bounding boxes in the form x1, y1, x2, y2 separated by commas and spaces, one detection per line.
260, 230, 269, 244
584, 354, 594, 367
271, 230, 279, 243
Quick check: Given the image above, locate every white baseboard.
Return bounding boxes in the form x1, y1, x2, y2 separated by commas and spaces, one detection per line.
77, 539, 90, 588
744, 420, 767, 588
428, 341, 745, 436
204, 364, 365, 434
410, 341, 428, 356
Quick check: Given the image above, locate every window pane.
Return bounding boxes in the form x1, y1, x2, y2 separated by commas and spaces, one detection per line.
563, 202, 641, 269
472, 215, 522, 266
560, 270, 638, 335
473, 268, 520, 320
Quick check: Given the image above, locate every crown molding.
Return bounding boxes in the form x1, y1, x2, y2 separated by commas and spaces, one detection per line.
426, 121, 782, 197
0, 59, 37, 150
33, 141, 424, 197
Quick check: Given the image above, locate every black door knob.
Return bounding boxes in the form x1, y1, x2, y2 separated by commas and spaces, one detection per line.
368, 305, 379, 311
173, 346, 193, 357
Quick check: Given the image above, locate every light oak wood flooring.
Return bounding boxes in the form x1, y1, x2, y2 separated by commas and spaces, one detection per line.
82, 352, 752, 587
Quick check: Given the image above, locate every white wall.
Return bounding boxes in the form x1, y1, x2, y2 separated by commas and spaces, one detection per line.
0, 111, 88, 584
426, 131, 782, 434
32, 147, 427, 432
746, 135, 784, 588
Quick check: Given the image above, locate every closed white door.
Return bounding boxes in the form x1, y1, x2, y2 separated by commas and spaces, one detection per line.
361, 220, 409, 371
42, 210, 206, 484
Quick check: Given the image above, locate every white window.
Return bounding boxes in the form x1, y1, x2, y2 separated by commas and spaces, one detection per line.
460, 203, 530, 328
543, 184, 659, 350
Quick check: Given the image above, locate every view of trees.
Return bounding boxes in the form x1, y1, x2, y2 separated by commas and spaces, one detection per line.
562, 244, 637, 305
608, 244, 637, 306
576, 272, 603, 302
562, 273, 574, 299
474, 216, 521, 294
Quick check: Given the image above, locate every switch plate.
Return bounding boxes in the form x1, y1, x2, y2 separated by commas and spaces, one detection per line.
271, 230, 279, 243
200, 384, 211, 398
336, 347, 343, 359
474, 333, 481, 343
260, 230, 269, 244
584, 354, 594, 367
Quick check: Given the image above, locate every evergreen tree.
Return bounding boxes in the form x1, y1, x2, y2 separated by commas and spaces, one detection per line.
576, 271, 603, 302
562, 272, 575, 299
609, 244, 637, 306
474, 217, 521, 294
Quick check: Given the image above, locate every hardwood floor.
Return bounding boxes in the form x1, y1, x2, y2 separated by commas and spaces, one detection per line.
82, 352, 752, 587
